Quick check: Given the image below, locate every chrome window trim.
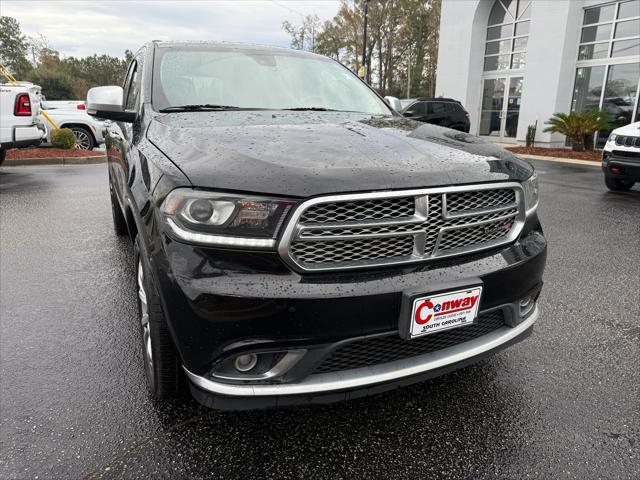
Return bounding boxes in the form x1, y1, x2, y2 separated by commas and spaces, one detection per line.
184, 305, 539, 397
277, 182, 526, 273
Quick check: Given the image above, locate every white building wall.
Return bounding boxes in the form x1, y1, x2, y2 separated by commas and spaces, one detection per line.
436, 0, 590, 147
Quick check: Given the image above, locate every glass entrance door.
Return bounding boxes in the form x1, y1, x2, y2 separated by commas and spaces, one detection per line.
480, 76, 524, 140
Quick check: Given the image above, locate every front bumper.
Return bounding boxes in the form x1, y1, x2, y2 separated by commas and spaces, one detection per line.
150, 214, 546, 408
186, 305, 538, 408
602, 151, 640, 182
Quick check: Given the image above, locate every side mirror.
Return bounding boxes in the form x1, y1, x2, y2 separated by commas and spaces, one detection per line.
384, 96, 402, 112
86, 86, 135, 122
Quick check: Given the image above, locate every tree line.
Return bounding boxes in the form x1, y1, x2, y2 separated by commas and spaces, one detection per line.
282, 0, 441, 99
0, 16, 131, 100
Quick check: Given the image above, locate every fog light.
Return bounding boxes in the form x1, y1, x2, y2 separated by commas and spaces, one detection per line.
234, 353, 258, 372
610, 166, 622, 174
519, 296, 534, 317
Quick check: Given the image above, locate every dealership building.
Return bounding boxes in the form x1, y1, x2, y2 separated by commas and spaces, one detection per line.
435, 0, 640, 147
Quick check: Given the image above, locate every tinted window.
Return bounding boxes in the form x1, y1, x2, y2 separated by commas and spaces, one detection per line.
125, 59, 142, 111
427, 102, 446, 114
404, 102, 427, 115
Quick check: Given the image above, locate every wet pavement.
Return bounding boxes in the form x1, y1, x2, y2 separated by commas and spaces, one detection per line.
1, 161, 638, 479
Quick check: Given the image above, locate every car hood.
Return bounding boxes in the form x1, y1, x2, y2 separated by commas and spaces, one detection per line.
147, 111, 533, 197
612, 121, 640, 136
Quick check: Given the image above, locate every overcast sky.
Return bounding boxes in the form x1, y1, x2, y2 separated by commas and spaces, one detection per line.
1, 0, 341, 58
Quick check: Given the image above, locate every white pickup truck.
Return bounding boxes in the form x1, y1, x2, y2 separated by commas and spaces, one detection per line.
41, 98, 105, 150
0, 83, 46, 165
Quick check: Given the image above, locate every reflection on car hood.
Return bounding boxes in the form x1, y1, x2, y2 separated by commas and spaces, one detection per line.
147, 111, 534, 197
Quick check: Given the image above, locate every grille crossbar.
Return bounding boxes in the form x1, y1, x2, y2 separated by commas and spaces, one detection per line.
279, 183, 525, 272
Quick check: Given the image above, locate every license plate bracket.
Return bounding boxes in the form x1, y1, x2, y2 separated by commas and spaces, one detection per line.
398, 281, 483, 340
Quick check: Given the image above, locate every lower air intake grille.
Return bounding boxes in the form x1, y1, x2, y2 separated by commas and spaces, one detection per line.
314, 309, 506, 374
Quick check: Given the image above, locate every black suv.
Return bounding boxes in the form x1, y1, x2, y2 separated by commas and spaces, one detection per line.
87, 42, 546, 410
400, 98, 471, 133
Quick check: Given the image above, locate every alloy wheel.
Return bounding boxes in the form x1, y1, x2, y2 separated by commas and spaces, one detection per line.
73, 130, 92, 150
137, 260, 154, 386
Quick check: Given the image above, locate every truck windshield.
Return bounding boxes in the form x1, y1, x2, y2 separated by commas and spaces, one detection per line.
152, 45, 391, 115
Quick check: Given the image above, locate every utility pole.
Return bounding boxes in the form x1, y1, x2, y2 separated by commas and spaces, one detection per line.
361, 0, 370, 79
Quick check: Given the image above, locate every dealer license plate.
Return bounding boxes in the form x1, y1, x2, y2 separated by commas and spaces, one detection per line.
408, 286, 482, 339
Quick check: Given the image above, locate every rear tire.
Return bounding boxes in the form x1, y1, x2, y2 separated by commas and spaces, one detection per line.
605, 176, 634, 191
109, 179, 128, 236
134, 237, 185, 400
71, 126, 95, 150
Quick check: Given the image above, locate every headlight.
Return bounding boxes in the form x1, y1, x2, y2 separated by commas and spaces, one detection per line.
608, 133, 617, 143
522, 172, 539, 215
160, 189, 295, 248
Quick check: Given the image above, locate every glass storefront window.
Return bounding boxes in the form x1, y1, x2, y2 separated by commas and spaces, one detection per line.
484, 0, 531, 71
487, 24, 513, 41
485, 39, 511, 55
578, 42, 610, 60
583, 4, 616, 25
602, 63, 640, 128
571, 62, 639, 147
571, 66, 607, 113
614, 18, 640, 38
484, 55, 511, 71
511, 53, 527, 69
513, 36, 528, 51
578, 1, 640, 61
611, 38, 640, 56
514, 21, 530, 36
581, 24, 612, 43
618, 0, 640, 19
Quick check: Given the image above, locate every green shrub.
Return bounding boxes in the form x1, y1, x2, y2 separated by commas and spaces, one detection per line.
543, 109, 610, 152
51, 128, 76, 149
526, 124, 537, 147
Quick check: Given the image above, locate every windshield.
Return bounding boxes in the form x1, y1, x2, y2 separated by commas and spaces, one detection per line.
152, 46, 391, 114
399, 99, 414, 109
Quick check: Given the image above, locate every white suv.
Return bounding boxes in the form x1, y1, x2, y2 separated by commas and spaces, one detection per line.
0, 83, 46, 164
602, 122, 640, 192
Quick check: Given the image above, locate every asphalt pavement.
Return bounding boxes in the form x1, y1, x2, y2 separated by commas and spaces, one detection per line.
1, 160, 638, 479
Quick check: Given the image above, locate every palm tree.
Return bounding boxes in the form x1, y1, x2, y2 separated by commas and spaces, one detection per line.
543, 109, 610, 151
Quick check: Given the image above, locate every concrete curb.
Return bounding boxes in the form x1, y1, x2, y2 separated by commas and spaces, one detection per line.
2, 155, 106, 167
514, 153, 600, 167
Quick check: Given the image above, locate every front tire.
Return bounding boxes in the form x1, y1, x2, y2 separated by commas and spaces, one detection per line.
109, 179, 128, 236
605, 176, 634, 191
0, 147, 5, 166
71, 126, 95, 150
135, 237, 185, 400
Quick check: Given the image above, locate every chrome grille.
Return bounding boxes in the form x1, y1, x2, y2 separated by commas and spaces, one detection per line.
291, 235, 414, 264
279, 183, 525, 272
615, 135, 640, 147
300, 197, 414, 223
445, 189, 515, 214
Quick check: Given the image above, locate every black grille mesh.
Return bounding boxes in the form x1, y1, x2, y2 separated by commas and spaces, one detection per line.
314, 309, 506, 373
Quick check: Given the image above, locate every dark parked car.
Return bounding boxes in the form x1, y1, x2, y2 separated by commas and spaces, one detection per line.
399, 98, 471, 133
87, 41, 546, 410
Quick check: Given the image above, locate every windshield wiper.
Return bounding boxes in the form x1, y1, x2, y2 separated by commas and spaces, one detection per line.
159, 104, 241, 112
281, 107, 340, 111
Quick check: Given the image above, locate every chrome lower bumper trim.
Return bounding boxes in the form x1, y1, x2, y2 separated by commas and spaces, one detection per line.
184, 306, 539, 397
